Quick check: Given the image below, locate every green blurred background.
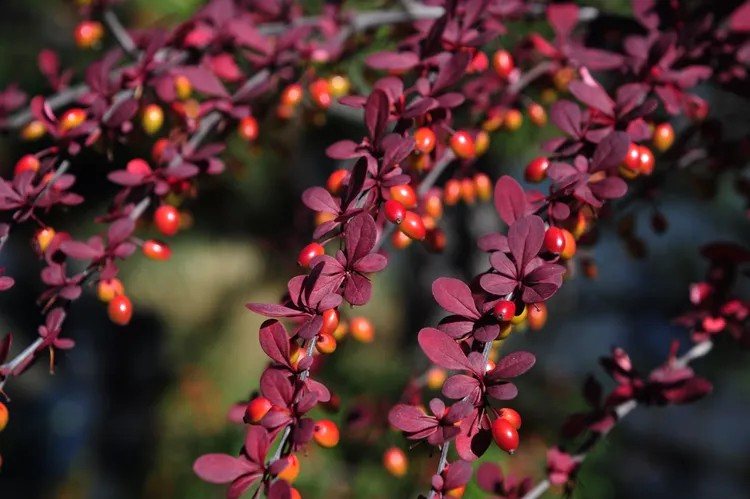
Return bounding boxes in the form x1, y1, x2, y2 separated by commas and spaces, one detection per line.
0, 1, 748, 498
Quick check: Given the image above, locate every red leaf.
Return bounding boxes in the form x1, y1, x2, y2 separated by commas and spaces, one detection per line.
432, 277, 480, 319
494, 176, 528, 226
550, 100, 582, 137
488, 351, 536, 379
417, 328, 470, 370
507, 216, 545, 272
259, 320, 291, 367
364, 89, 389, 143
193, 454, 254, 484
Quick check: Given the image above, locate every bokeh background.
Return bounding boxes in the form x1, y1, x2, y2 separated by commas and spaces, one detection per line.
0, 0, 748, 498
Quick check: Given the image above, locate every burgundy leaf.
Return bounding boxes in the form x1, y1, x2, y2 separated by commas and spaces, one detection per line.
366, 51, 419, 71
591, 131, 630, 170
550, 100, 582, 137
494, 176, 528, 226
507, 215, 546, 272
418, 328, 470, 370
345, 213, 377, 263
259, 320, 290, 367
364, 89, 390, 143
432, 278, 480, 319
193, 454, 254, 484
488, 351, 536, 379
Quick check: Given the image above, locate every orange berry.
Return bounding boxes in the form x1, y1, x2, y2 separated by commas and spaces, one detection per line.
238, 116, 259, 142
425, 367, 446, 390
460, 178, 476, 205
414, 127, 437, 154
290, 488, 302, 499
559, 229, 577, 260
528, 103, 547, 127
443, 179, 461, 206
97, 278, 125, 303
15, 155, 40, 176
450, 131, 475, 159
390, 184, 417, 209
0, 402, 8, 432
326, 169, 348, 195
527, 302, 548, 330
492, 49, 514, 79
174, 75, 192, 99
383, 447, 408, 477
391, 229, 412, 249
349, 316, 374, 343
60, 108, 86, 132
328, 75, 350, 97
35, 227, 56, 254
446, 485, 466, 498
474, 173, 492, 201
424, 192, 444, 219
503, 109, 523, 132
277, 454, 300, 483
315, 333, 337, 354
74, 20, 103, 49
313, 419, 340, 447
141, 104, 164, 135
20, 120, 46, 141
281, 84, 304, 107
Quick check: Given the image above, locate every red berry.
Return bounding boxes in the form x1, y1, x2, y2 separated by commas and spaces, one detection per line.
143, 240, 171, 261
384, 199, 406, 224
492, 49, 514, 79
491, 418, 519, 454
497, 407, 522, 429
638, 146, 655, 175
560, 229, 577, 260
290, 488, 302, 499
154, 205, 180, 237
326, 169, 348, 195
245, 397, 272, 424
493, 300, 516, 321
108, 295, 133, 326
443, 179, 461, 206
14, 155, 39, 176
74, 20, 103, 49
298, 242, 325, 268
399, 211, 426, 241
281, 84, 304, 107
238, 116, 259, 142
349, 316, 374, 343
309, 79, 332, 109
414, 127, 436, 154
544, 227, 566, 254
152, 139, 170, 163
467, 51, 489, 73
524, 157, 549, 183
127, 158, 152, 176
383, 447, 408, 477
313, 419, 340, 447
622, 142, 641, 172
320, 308, 340, 336
425, 227, 446, 253
450, 131, 475, 159
315, 333, 337, 354
60, 108, 86, 132
390, 184, 417, 209
527, 103, 547, 127
391, 230, 412, 249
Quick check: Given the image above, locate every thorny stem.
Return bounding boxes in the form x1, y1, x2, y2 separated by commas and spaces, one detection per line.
103, 9, 138, 58
519, 340, 714, 499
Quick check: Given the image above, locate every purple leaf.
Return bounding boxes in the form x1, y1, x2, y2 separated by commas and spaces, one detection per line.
246, 302, 304, 318
388, 404, 434, 433
507, 215, 545, 272
494, 176, 528, 226
547, 3, 579, 39
432, 278, 480, 319
366, 51, 419, 71
591, 131, 630, 170
550, 100, 582, 137
364, 89, 390, 143
60, 241, 102, 260
730, 2, 750, 32
488, 351, 536, 379
417, 328, 470, 371
259, 320, 290, 367
568, 80, 614, 116
193, 454, 254, 484
345, 213, 377, 263
302, 187, 339, 213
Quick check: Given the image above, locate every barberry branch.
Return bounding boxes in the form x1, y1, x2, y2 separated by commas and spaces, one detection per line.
103, 9, 138, 58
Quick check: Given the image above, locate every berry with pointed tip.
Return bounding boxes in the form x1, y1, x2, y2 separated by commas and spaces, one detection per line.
383, 447, 408, 477
277, 454, 300, 483
108, 295, 133, 326
450, 131, 475, 159
491, 418, 519, 454
326, 169, 348, 195
97, 278, 125, 303
492, 49, 514, 79
143, 240, 171, 261
524, 157, 549, 183
14, 155, 40, 176
390, 185, 417, 209
384, 199, 406, 224
315, 333, 337, 354
560, 229, 577, 260
74, 20, 103, 49
35, 227, 56, 254
349, 316, 374, 343
497, 407, 522, 429
544, 227, 566, 254
493, 300, 516, 321
298, 242, 325, 268
414, 127, 436, 154
399, 211, 426, 241
320, 308, 340, 336
638, 145, 655, 175
60, 108, 86, 132
0, 402, 7, 432
141, 104, 164, 135
238, 116, 259, 142
313, 419, 340, 447
527, 303, 548, 330
154, 205, 180, 237
245, 396, 272, 424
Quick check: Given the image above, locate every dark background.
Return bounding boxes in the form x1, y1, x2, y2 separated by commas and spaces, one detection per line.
0, 0, 748, 498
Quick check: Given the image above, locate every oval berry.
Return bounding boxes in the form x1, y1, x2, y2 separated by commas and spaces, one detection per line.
328, 75, 350, 97
492, 49, 514, 79
384, 199, 406, 224
450, 131, 475, 159
97, 278, 125, 303
315, 333, 337, 354
74, 20, 103, 49
399, 211, 426, 241
20, 120, 46, 141
638, 146, 655, 175
383, 447, 408, 477
313, 419, 340, 448
320, 308, 340, 336
390, 184, 417, 209
35, 227, 56, 254
414, 127, 436, 154
528, 103, 547, 127
0, 402, 7, 432
527, 302, 548, 330
326, 169, 348, 195
493, 300, 516, 322
245, 396, 272, 424
143, 240, 171, 261
141, 104, 164, 135
652, 122, 674, 152
474, 131, 490, 156
504, 109, 523, 132
154, 205, 180, 237
174, 75, 192, 99
497, 407, 522, 429
298, 242, 325, 268
391, 230, 412, 249
491, 418, 519, 454
108, 295, 133, 326
544, 227, 566, 254
474, 173, 492, 202
443, 179, 461, 206
309, 78, 332, 109
14, 155, 39, 176
560, 229, 577, 260
281, 84, 304, 108
277, 454, 300, 483
238, 116, 259, 142
349, 316, 374, 343
60, 108, 86, 132
524, 157, 549, 183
